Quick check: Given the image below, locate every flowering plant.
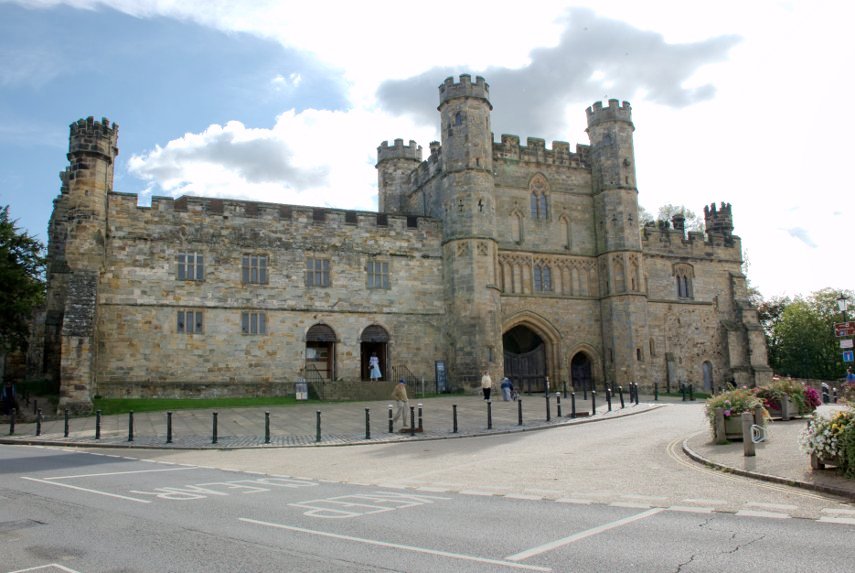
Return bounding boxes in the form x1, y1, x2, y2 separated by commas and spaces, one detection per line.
755, 379, 820, 415
798, 407, 855, 476
705, 387, 766, 426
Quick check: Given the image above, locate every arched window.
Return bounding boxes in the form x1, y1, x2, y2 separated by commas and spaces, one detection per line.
674, 264, 694, 299
534, 264, 552, 292
529, 174, 550, 220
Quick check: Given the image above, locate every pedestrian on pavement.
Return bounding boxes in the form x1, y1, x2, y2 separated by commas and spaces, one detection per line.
369, 352, 382, 381
847, 367, 855, 383
1, 381, 19, 415
391, 379, 409, 427
500, 376, 513, 401
481, 370, 493, 401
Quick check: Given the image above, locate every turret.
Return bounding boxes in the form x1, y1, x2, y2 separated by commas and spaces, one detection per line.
376, 139, 422, 214
704, 202, 734, 241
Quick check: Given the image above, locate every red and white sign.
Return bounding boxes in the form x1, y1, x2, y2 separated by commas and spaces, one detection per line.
835, 321, 855, 337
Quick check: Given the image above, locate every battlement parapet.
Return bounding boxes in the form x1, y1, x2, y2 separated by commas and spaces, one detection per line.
585, 99, 633, 128
704, 201, 734, 237
438, 74, 491, 108
69, 116, 119, 160
411, 147, 443, 190
492, 134, 585, 168
642, 222, 742, 257
377, 138, 422, 164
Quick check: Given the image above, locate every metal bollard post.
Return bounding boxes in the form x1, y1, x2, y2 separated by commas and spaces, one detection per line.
654, 382, 659, 401
409, 407, 415, 437
619, 386, 625, 409
212, 411, 218, 444
545, 393, 551, 422
95, 410, 101, 440
833, 387, 839, 403
556, 392, 562, 417
167, 411, 173, 444
36, 409, 42, 436
9, 408, 15, 435
681, 383, 687, 401
265, 411, 271, 444
591, 390, 597, 415
518, 398, 523, 425
742, 411, 755, 457
418, 403, 423, 431
64, 409, 69, 438
487, 400, 493, 429
635, 383, 640, 405
606, 387, 612, 412
453, 404, 458, 433
583, 384, 588, 400
689, 384, 695, 401
128, 411, 134, 442
33, 399, 38, 415
570, 392, 577, 418
316, 410, 322, 442
365, 408, 371, 440
388, 404, 393, 433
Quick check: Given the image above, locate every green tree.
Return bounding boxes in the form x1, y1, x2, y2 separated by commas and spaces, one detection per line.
766, 288, 852, 380
639, 204, 705, 232
0, 205, 45, 352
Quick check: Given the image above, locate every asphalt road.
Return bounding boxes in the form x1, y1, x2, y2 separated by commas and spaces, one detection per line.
2, 403, 853, 572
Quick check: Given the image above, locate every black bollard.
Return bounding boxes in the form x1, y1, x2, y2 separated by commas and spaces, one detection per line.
518, 398, 523, 426
212, 411, 218, 444
606, 387, 612, 412
591, 391, 597, 415
689, 384, 695, 401
64, 409, 69, 438
583, 384, 588, 400
365, 408, 371, 440
95, 410, 101, 440
487, 400, 493, 429
453, 404, 458, 433
167, 411, 173, 444
681, 383, 687, 401
388, 404, 394, 433
635, 383, 640, 406
418, 403, 423, 431
316, 410, 322, 442
36, 409, 42, 436
409, 407, 415, 437
265, 411, 271, 444
545, 393, 551, 422
9, 408, 15, 435
619, 386, 625, 409
570, 392, 576, 418
128, 411, 134, 442
556, 393, 562, 417
654, 382, 659, 401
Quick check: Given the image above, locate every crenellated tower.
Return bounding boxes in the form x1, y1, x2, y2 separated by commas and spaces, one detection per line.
376, 138, 422, 214
437, 75, 503, 381
44, 116, 118, 413
586, 100, 651, 386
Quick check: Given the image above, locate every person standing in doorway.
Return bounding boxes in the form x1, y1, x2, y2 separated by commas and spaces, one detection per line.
500, 376, 513, 401
481, 370, 493, 401
391, 379, 409, 427
369, 352, 382, 381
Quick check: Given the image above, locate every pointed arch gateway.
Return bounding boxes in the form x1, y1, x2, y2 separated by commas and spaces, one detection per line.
306, 324, 337, 380
360, 324, 390, 381
502, 313, 560, 394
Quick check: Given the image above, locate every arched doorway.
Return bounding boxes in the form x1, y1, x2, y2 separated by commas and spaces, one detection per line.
306, 324, 336, 380
503, 325, 547, 393
702, 361, 714, 393
571, 352, 593, 393
360, 325, 389, 381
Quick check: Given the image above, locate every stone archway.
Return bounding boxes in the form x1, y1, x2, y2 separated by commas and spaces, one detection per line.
306, 324, 336, 380
503, 324, 548, 394
360, 324, 389, 381
570, 352, 594, 393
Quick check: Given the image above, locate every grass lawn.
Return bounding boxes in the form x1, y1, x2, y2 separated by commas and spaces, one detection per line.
92, 396, 320, 416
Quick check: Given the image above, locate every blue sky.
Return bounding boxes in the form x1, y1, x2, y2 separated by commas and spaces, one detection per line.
1, 0, 852, 299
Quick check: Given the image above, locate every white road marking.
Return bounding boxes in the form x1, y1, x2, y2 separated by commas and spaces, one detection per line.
683, 498, 726, 505
37, 467, 198, 480
745, 502, 798, 511
20, 477, 151, 504
505, 508, 664, 562
820, 508, 855, 515
505, 494, 544, 501
610, 502, 652, 509
621, 494, 667, 501
555, 498, 593, 505
735, 510, 790, 519
239, 518, 551, 572
818, 516, 855, 525
667, 506, 715, 514
9, 564, 82, 573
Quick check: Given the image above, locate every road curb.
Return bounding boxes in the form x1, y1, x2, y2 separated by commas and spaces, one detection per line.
681, 434, 855, 502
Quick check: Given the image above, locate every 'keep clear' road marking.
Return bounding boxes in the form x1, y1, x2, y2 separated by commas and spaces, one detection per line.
130, 477, 317, 501
505, 508, 665, 562
239, 518, 551, 572
289, 491, 450, 518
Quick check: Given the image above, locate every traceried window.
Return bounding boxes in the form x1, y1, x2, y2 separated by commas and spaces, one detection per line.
306, 258, 330, 287
367, 260, 389, 289
177, 309, 203, 335
241, 311, 267, 335
674, 264, 694, 299
534, 264, 553, 292
242, 255, 268, 284
529, 174, 550, 220
177, 252, 204, 281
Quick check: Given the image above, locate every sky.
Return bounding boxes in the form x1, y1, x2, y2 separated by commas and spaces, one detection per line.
0, 0, 852, 301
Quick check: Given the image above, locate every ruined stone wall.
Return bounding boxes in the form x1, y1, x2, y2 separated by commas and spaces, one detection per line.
94, 194, 445, 393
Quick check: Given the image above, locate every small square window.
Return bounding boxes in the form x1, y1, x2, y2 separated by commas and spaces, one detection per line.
242, 255, 269, 284
177, 252, 204, 281
241, 311, 267, 335
177, 309, 203, 334
367, 260, 389, 289
306, 258, 330, 287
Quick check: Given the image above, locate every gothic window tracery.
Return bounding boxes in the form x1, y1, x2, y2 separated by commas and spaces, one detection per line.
673, 263, 695, 299
529, 174, 550, 220
534, 263, 552, 292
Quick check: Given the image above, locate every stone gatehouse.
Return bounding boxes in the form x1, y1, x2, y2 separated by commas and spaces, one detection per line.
41, 74, 770, 412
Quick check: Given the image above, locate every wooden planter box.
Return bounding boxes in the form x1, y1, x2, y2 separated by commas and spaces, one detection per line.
810, 453, 844, 470
723, 416, 744, 440
766, 397, 799, 420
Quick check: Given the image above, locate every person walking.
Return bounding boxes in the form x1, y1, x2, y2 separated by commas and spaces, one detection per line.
481, 370, 493, 401
391, 379, 409, 427
369, 352, 382, 381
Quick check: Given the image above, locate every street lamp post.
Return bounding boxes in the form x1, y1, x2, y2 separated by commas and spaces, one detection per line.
837, 293, 849, 322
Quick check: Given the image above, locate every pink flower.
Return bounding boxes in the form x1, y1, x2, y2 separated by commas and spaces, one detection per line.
723, 409, 732, 417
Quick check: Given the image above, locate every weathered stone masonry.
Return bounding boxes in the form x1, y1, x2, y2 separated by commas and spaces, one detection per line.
41, 75, 770, 412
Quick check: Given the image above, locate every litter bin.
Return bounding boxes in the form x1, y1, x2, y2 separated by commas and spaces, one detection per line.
296, 379, 308, 400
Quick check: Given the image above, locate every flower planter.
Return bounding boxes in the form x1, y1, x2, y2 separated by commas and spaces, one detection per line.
723, 416, 745, 441
810, 452, 843, 470
766, 397, 798, 420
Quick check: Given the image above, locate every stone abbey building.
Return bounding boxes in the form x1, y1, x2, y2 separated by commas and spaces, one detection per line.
42, 74, 770, 412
